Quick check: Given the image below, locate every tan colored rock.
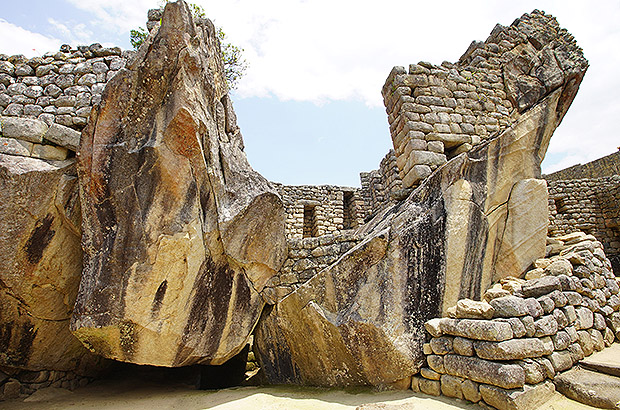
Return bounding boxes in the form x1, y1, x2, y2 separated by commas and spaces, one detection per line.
31, 144, 68, 161
440, 374, 464, 399
0, 116, 48, 143
488, 179, 549, 282
554, 367, 620, 410
480, 381, 555, 410
455, 299, 494, 320
474, 339, 546, 361
440, 318, 514, 341
0, 137, 32, 156
255, 10, 587, 387
44, 123, 81, 151
419, 378, 441, 396
453, 337, 474, 356
71, 1, 286, 367
490, 296, 529, 318
0, 154, 102, 374
430, 337, 453, 355
443, 354, 525, 389
462, 379, 482, 403
544, 259, 573, 276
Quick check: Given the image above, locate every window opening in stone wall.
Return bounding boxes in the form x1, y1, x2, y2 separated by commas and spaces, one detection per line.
343, 191, 357, 230
303, 205, 318, 238
554, 197, 568, 213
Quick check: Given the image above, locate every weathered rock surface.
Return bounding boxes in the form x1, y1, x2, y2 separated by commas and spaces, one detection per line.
480, 381, 556, 410
0, 154, 101, 374
255, 10, 587, 387
554, 367, 620, 409
71, 1, 286, 367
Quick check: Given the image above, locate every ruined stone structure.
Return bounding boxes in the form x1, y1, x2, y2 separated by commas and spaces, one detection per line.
382, 10, 584, 190
547, 169, 620, 275
545, 150, 620, 181
417, 232, 619, 408
275, 183, 364, 239
0, 45, 131, 130
359, 149, 404, 220
1, 3, 618, 410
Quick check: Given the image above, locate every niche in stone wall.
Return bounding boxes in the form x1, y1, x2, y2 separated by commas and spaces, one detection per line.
343, 191, 357, 230
554, 196, 568, 213
303, 205, 318, 238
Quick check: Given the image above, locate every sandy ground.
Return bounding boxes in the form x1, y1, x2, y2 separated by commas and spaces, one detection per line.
2, 377, 600, 410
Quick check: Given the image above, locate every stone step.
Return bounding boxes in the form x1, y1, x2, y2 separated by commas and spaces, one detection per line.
554, 367, 620, 409
580, 342, 620, 378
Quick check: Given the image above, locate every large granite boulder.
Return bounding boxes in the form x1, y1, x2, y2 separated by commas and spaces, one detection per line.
0, 154, 101, 374
254, 11, 588, 387
71, 0, 286, 367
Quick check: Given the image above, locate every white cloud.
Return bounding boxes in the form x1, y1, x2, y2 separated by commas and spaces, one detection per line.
64, 0, 154, 34
0, 19, 61, 58
3, 0, 618, 174
48, 18, 96, 46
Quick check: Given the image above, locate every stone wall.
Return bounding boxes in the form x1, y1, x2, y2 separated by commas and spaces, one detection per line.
275, 183, 365, 239
548, 176, 620, 275
273, 232, 362, 300
0, 369, 93, 400
0, 116, 81, 160
415, 232, 620, 409
545, 150, 620, 181
0, 44, 132, 130
382, 10, 587, 189
359, 149, 403, 219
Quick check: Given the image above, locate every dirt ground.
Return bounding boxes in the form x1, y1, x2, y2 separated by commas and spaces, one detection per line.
3, 376, 599, 410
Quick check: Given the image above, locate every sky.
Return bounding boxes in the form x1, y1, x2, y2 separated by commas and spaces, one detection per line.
0, 1, 618, 187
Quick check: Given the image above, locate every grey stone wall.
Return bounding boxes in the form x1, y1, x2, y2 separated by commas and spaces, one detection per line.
274, 232, 361, 300
416, 232, 620, 408
359, 149, 403, 220
382, 10, 587, 189
275, 183, 365, 239
0, 369, 93, 400
545, 150, 620, 182
0, 44, 132, 131
548, 176, 620, 274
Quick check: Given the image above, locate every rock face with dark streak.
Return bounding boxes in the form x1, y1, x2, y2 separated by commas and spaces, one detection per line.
71, 1, 286, 367
0, 155, 102, 374
254, 12, 588, 387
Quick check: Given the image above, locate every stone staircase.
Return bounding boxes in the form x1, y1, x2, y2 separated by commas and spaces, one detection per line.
555, 343, 620, 409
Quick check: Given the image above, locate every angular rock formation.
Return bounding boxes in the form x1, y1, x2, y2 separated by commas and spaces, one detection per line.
0, 154, 101, 374
71, 1, 286, 367
255, 11, 588, 387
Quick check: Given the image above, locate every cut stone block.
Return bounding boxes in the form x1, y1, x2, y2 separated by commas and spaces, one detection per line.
0, 136, 32, 156
1, 116, 48, 143
31, 144, 69, 161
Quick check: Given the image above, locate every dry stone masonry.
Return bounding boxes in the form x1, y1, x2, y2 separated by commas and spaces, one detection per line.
0, 2, 617, 409
382, 10, 587, 189
359, 149, 404, 220
276, 183, 365, 239
545, 152, 620, 276
0, 44, 130, 130
545, 150, 620, 181
417, 232, 620, 409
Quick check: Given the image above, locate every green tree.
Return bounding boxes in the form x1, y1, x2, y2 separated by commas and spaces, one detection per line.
131, 2, 247, 89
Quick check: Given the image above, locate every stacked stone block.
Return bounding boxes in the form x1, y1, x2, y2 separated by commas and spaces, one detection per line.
0, 116, 81, 160
276, 184, 364, 239
359, 149, 404, 219
545, 151, 620, 181
273, 232, 361, 300
0, 369, 93, 400
0, 44, 131, 130
548, 176, 620, 274
382, 10, 586, 189
415, 232, 620, 410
